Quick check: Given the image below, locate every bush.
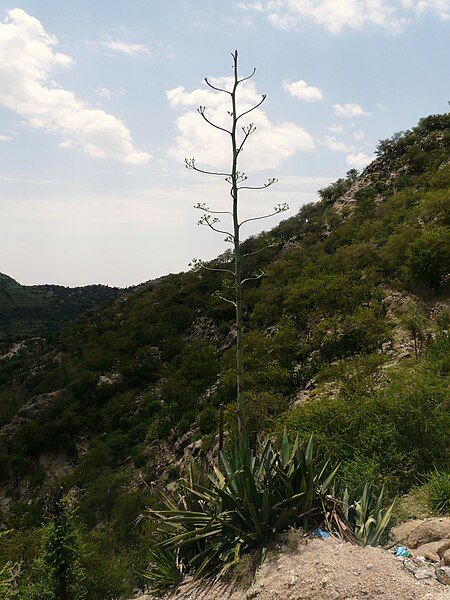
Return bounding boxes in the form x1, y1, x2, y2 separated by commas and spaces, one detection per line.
407, 227, 450, 289
285, 341, 449, 494
0, 532, 20, 599
425, 471, 450, 514
0, 560, 19, 599
242, 391, 289, 439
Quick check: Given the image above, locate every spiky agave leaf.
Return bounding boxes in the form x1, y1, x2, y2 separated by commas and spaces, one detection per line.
143, 432, 339, 583
143, 545, 183, 596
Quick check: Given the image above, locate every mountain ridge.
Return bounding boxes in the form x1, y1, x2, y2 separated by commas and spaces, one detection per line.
0, 271, 126, 342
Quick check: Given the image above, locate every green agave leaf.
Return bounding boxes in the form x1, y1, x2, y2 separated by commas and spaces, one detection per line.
320, 463, 340, 494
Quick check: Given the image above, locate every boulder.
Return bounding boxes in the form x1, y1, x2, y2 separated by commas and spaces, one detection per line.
97, 372, 123, 387
413, 539, 450, 562
391, 518, 450, 549
403, 557, 435, 581
443, 549, 450, 567
435, 566, 450, 585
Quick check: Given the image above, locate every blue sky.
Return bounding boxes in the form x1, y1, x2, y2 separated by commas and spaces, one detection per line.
0, 1, 448, 286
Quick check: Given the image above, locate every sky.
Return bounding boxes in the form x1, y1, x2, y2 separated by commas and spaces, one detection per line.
0, 1, 448, 287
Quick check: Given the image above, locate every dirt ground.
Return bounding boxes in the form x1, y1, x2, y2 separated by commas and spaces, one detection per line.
136, 536, 450, 600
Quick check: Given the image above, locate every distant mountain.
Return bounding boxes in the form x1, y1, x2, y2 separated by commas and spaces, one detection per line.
0, 273, 124, 340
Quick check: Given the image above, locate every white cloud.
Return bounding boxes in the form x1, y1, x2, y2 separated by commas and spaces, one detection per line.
346, 151, 372, 169
283, 79, 323, 102
58, 139, 72, 149
0, 9, 150, 165
401, 0, 450, 20
334, 103, 371, 118
353, 130, 365, 141
167, 77, 315, 172
0, 133, 12, 141
96, 40, 152, 57
327, 124, 344, 134
237, 0, 449, 33
96, 87, 113, 100
321, 136, 354, 152
377, 102, 393, 112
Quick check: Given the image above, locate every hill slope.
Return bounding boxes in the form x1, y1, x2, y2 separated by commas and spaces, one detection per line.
0, 113, 448, 598
0, 272, 123, 341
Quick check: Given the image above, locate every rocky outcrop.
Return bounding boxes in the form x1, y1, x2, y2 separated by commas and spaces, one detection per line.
0, 390, 62, 443
391, 517, 450, 549
391, 518, 450, 585
97, 372, 124, 387
185, 316, 220, 343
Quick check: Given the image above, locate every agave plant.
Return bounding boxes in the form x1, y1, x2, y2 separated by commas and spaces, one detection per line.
143, 545, 183, 595
341, 482, 394, 546
144, 431, 338, 587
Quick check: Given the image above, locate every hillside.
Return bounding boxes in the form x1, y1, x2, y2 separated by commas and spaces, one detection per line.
0, 273, 124, 342
0, 113, 448, 598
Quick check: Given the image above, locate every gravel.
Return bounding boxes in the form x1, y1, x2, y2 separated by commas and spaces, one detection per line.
135, 537, 450, 600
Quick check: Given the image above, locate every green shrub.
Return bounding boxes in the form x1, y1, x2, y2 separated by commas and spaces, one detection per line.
225, 391, 289, 441
197, 405, 218, 435
81, 530, 145, 600
425, 471, 450, 514
0, 561, 18, 599
0, 532, 19, 599
407, 227, 450, 289
285, 342, 449, 494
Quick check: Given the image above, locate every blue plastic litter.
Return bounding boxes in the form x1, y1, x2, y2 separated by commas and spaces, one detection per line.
395, 546, 411, 557
314, 528, 330, 539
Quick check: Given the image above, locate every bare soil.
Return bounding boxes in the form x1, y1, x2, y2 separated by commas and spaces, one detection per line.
136, 537, 450, 600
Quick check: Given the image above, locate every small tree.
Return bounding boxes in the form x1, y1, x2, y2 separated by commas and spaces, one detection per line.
0, 532, 19, 600
23, 491, 87, 600
187, 51, 288, 434
401, 302, 429, 359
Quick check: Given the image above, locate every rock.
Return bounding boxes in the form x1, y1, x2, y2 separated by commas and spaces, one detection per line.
185, 439, 202, 457
381, 341, 393, 353
264, 325, 277, 337
443, 549, 450, 566
220, 325, 238, 352
435, 566, 450, 585
97, 372, 123, 386
398, 351, 411, 360
0, 390, 62, 441
185, 316, 219, 342
403, 558, 435, 581
173, 431, 192, 454
391, 518, 450, 549
414, 540, 450, 563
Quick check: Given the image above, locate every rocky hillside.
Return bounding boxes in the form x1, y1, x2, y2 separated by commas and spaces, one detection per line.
0, 272, 124, 341
0, 113, 448, 599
